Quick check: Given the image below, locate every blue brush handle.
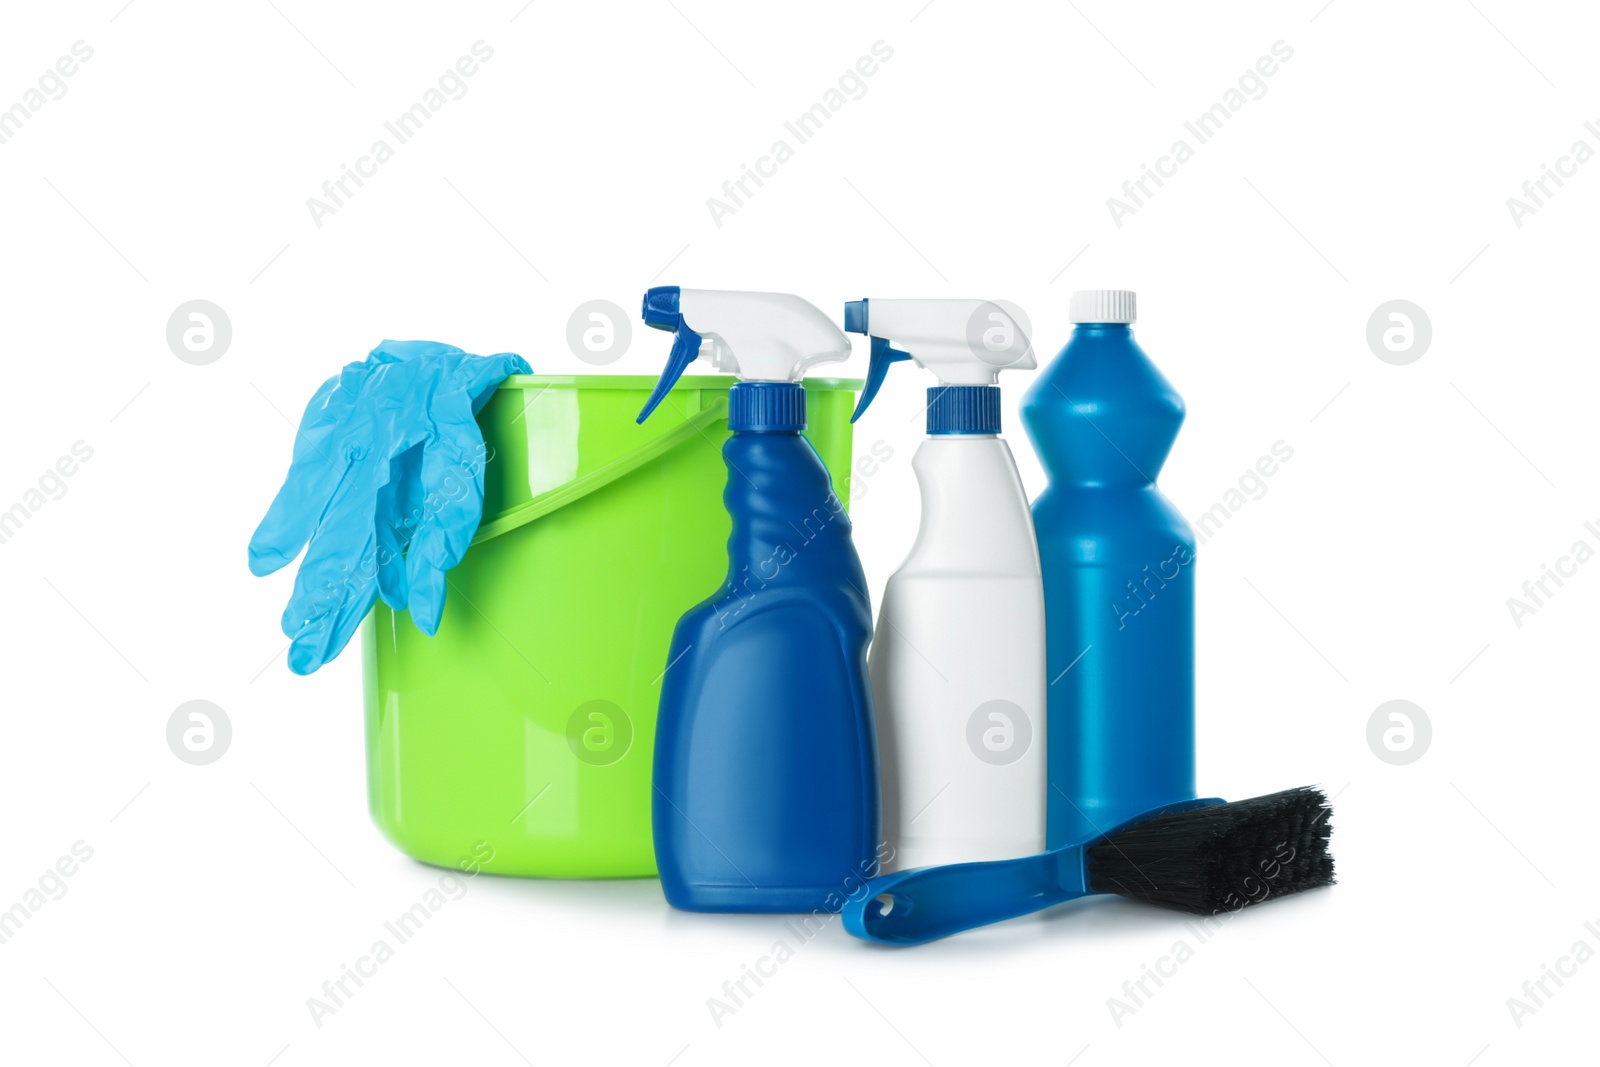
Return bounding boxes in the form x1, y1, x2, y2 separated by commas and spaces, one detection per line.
843, 797, 1222, 945
843, 849, 1089, 945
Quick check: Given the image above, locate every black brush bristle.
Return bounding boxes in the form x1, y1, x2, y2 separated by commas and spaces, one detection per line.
1085, 786, 1335, 916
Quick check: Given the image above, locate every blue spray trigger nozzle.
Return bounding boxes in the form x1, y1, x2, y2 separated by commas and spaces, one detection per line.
642, 285, 681, 330
850, 336, 912, 423
845, 299, 913, 422
638, 286, 702, 423
843, 299, 868, 335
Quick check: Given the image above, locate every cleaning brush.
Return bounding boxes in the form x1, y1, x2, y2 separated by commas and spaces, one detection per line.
842, 786, 1335, 945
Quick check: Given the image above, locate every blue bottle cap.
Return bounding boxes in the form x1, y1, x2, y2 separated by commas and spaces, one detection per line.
729, 381, 806, 432
926, 385, 1000, 434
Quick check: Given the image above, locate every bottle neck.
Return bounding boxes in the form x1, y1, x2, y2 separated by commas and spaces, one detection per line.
1072, 322, 1133, 339
711, 431, 864, 625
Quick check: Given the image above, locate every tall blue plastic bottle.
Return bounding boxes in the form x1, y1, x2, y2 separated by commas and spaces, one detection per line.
637, 287, 880, 913
1019, 290, 1196, 849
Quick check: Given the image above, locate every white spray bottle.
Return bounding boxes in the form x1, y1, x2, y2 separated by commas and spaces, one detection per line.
846, 298, 1046, 870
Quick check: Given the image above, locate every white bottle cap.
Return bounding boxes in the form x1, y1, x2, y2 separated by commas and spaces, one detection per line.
1069, 290, 1137, 324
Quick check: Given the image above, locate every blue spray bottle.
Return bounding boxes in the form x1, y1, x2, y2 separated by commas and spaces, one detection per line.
637, 287, 881, 913
1019, 291, 1196, 848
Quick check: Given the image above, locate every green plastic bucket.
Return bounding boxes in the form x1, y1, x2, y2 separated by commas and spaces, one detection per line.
361, 374, 861, 877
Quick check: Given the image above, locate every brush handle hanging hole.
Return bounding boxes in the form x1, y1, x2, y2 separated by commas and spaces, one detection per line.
868, 893, 909, 922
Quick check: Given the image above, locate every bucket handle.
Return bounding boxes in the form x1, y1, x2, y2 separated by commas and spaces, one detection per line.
471, 396, 729, 546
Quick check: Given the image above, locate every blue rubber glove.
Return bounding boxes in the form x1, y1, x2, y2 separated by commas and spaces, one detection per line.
249, 340, 530, 675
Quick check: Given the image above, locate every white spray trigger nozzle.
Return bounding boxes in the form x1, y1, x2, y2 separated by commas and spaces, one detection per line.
844, 299, 1035, 421
639, 287, 851, 422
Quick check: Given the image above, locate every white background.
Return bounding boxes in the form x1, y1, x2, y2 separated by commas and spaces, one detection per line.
1, 1, 1595, 1064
